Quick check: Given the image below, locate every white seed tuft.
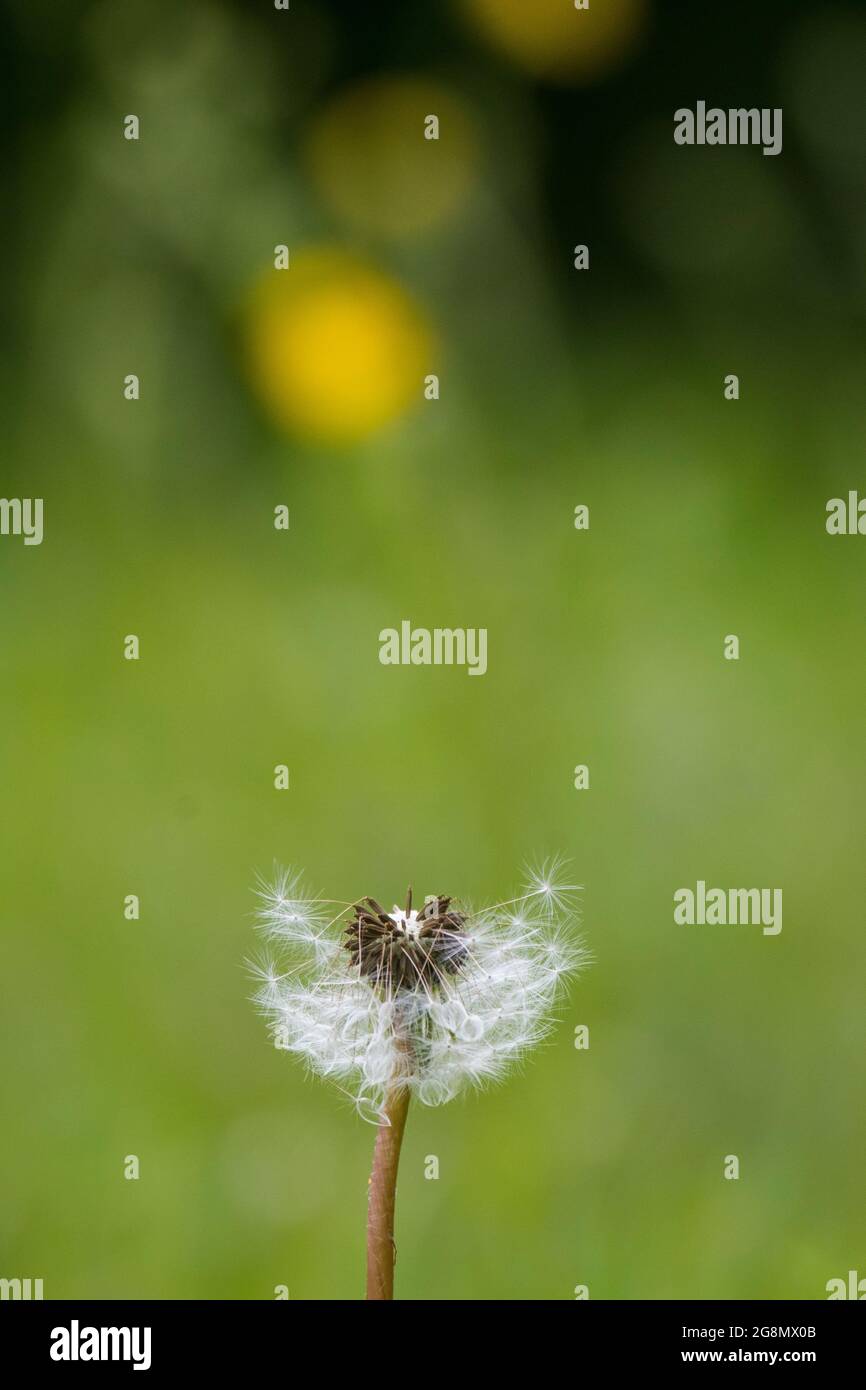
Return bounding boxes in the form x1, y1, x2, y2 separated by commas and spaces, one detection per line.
250, 862, 587, 1118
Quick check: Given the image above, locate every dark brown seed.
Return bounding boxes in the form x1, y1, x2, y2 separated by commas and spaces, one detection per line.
343, 892, 468, 996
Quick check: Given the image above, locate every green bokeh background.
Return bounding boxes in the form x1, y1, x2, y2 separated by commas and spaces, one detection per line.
2, 0, 865, 1299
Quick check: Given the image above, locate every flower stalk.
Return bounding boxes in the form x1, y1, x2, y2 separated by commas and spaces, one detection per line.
366, 1079, 410, 1300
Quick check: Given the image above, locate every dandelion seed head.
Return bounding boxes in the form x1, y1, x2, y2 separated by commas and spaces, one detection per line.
251, 864, 587, 1117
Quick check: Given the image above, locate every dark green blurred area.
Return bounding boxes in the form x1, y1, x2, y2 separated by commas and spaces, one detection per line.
2, 0, 866, 1299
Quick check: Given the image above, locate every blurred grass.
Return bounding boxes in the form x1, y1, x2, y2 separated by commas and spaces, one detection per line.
3, 362, 866, 1297
2, 0, 866, 1300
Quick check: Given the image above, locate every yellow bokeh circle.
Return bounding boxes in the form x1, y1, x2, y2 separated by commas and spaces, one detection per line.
245, 249, 434, 446
461, 0, 647, 83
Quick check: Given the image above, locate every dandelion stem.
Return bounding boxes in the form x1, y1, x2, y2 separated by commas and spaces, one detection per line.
366, 1080, 410, 1300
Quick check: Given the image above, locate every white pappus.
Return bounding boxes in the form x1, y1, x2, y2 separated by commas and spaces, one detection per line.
250, 862, 587, 1120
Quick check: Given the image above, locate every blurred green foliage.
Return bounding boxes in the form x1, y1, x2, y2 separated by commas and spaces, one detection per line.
2, 0, 865, 1299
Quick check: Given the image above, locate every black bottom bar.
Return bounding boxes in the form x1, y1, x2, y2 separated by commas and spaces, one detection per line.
2, 1299, 859, 1373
